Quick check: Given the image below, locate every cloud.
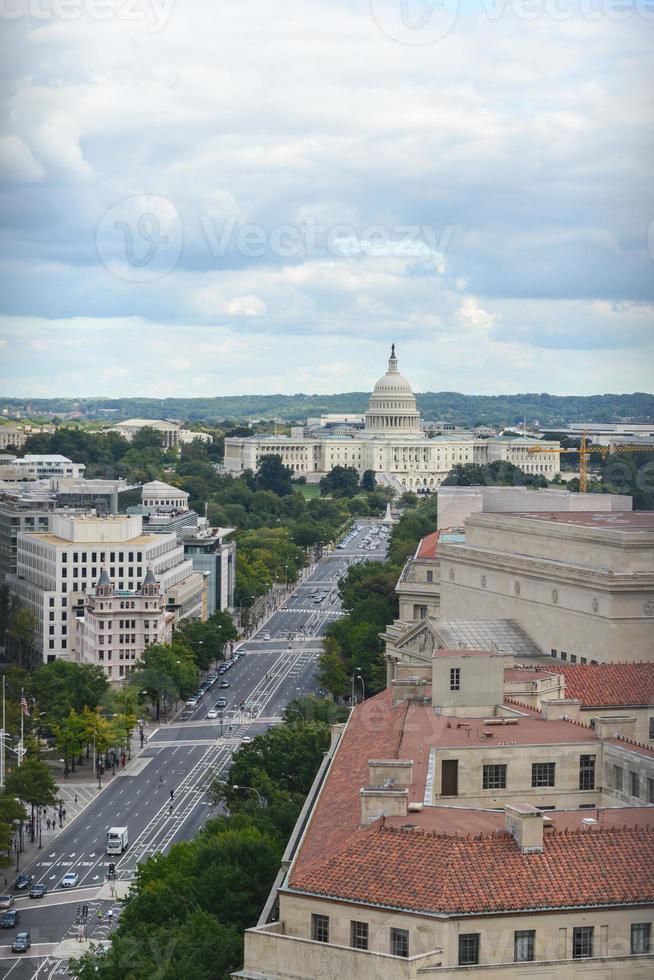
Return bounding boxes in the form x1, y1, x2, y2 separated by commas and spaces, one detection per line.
0, 0, 651, 396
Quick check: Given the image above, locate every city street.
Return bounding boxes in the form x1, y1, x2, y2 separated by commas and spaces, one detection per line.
0, 519, 389, 979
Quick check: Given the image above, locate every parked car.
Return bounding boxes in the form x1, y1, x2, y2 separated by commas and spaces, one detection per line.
0, 909, 19, 928
14, 874, 32, 891
0, 895, 14, 909
263, 632, 271, 640
219, 680, 230, 689
29, 883, 47, 899
60, 872, 79, 888
241, 735, 253, 744
185, 696, 199, 707
11, 931, 30, 953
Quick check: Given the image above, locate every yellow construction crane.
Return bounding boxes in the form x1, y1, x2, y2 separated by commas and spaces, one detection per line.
527, 433, 650, 492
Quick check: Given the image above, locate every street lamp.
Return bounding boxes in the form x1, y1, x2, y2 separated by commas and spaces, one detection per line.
231, 784, 263, 805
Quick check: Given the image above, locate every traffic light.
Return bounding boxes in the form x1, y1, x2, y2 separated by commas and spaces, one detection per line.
108, 863, 116, 880
82, 904, 89, 918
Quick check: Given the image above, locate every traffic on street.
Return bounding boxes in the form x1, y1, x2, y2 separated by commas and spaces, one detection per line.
0, 520, 389, 979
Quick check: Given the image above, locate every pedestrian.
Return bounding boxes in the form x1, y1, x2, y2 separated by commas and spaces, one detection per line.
169, 803, 173, 815
63, 808, 67, 820
74, 794, 78, 804
170, 788, 174, 801
159, 775, 164, 785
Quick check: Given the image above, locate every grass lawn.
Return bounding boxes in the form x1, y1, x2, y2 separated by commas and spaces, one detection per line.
296, 483, 321, 499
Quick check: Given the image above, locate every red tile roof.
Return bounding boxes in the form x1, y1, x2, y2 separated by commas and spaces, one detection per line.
416, 531, 439, 559
289, 822, 654, 915
544, 663, 654, 707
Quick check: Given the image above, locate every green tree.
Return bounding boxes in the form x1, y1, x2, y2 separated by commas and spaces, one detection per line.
5, 756, 58, 840
130, 642, 198, 718
176, 612, 239, 672
361, 469, 377, 492
0, 791, 26, 869
256, 454, 294, 496
317, 637, 351, 698
319, 465, 360, 498
54, 709, 88, 774
30, 661, 108, 725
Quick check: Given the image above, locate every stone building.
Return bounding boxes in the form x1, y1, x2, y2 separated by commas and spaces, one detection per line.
7, 513, 205, 661
75, 568, 174, 681
236, 648, 654, 980
225, 347, 561, 491
437, 511, 654, 665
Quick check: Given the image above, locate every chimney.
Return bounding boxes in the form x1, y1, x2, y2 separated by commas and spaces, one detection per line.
360, 787, 408, 826
505, 804, 544, 854
541, 698, 581, 722
390, 677, 427, 706
593, 715, 637, 740
368, 759, 413, 788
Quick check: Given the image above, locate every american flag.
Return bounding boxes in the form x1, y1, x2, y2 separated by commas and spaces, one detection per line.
20, 693, 30, 717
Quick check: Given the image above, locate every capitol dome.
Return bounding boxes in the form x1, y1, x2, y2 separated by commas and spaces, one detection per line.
364, 345, 423, 436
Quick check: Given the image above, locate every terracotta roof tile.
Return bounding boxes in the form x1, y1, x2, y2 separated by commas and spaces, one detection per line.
544, 662, 654, 707
289, 823, 654, 915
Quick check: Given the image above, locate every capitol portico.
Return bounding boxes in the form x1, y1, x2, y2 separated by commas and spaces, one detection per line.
224, 346, 561, 491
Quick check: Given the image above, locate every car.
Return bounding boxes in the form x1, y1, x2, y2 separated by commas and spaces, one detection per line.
29, 883, 47, 899
219, 680, 230, 689
0, 895, 14, 910
14, 874, 32, 891
206, 708, 219, 719
0, 909, 19, 928
241, 735, 253, 744
215, 697, 228, 708
11, 931, 30, 953
179, 709, 193, 720
60, 872, 79, 888
185, 696, 199, 707
262, 632, 271, 640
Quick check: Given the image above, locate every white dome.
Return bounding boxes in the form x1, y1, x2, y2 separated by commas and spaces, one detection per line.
364, 345, 422, 436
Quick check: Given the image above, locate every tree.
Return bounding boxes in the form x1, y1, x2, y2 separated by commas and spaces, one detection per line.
54, 709, 88, 774
176, 612, 239, 671
361, 469, 377, 492
318, 637, 351, 698
0, 791, 26, 869
319, 465, 360, 498
5, 757, 58, 840
4, 602, 38, 670
283, 695, 348, 726
130, 642, 198, 719
256, 454, 294, 496
30, 661, 108, 725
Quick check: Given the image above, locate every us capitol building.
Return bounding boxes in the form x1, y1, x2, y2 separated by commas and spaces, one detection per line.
224, 346, 561, 491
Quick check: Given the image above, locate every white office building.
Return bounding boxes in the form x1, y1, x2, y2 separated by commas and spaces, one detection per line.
7, 513, 206, 662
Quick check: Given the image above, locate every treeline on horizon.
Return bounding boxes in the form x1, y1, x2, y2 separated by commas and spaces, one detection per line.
2, 390, 654, 427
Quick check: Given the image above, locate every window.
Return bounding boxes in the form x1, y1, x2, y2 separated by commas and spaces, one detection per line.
311, 914, 329, 944
570, 654, 577, 664
426, 570, 433, 583
572, 927, 593, 958
390, 928, 409, 958
649, 717, 654, 740
350, 921, 368, 950
649, 778, 654, 805
514, 930, 535, 962
450, 667, 460, 692
581, 657, 587, 665
483, 764, 507, 790
532, 763, 555, 787
419, 605, 427, 619
458, 934, 480, 966
631, 923, 651, 954
630, 771, 640, 798
579, 755, 595, 790
613, 765, 623, 791
550, 648, 557, 657
560, 651, 567, 661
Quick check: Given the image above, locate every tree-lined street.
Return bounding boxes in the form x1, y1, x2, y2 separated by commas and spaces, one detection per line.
0, 520, 389, 979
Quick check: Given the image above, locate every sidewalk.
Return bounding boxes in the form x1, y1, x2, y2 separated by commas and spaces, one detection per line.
3, 721, 159, 885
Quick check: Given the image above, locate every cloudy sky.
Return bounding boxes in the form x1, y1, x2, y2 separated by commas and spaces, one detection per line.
0, 0, 652, 398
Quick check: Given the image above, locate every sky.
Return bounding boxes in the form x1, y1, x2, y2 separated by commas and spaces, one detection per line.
0, 0, 653, 398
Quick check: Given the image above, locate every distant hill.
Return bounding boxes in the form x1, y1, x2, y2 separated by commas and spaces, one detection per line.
1, 391, 653, 428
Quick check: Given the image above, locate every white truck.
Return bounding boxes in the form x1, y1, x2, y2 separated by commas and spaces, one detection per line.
106, 826, 128, 854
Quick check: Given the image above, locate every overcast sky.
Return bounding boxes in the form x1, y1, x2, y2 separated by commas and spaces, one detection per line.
1, 0, 652, 398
